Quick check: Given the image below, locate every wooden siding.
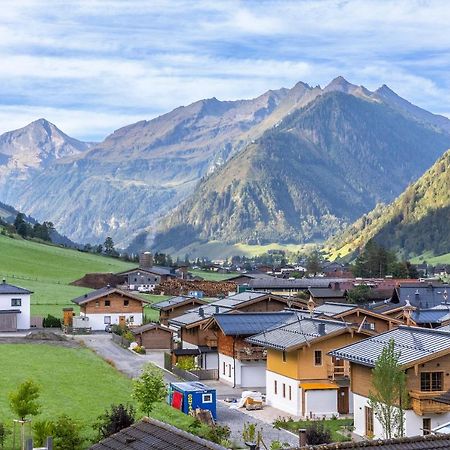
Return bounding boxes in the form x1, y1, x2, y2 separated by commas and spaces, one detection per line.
81, 293, 144, 314
136, 328, 173, 349
340, 311, 395, 333
159, 301, 203, 326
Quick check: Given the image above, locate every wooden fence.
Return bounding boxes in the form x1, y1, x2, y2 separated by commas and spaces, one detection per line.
112, 333, 131, 348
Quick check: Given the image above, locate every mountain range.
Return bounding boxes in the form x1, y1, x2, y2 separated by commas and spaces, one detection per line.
1, 77, 450, 258
327, 149, 450, 261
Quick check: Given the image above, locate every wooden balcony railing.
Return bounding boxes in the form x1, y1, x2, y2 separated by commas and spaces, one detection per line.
236, 347, 267, 361
327, 362, 350, 380
205, 338, 218, 348
409, 390, 450, 415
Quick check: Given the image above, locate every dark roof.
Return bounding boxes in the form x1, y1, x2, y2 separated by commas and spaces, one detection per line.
433, 390, 450, 405
291, 433, 450, 449
117, 266, 174, 276
308, 288, 346, 298
330, 326, 450, 368
249, 278, 351, 290
314, 302, 356, 316
394, 284, 450, 308
90, 417, 226, 450
0, 281, 32, 295
71, 286, 150, 305
412, 305, 450, 324
152, 296, 206, 310
246, 313, 351, 351
213, 312, 295, 336
225, 272, 273, 281
131, 323, 174, 335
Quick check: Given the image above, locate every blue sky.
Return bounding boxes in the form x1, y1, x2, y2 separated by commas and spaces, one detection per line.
0, 0, 449, 141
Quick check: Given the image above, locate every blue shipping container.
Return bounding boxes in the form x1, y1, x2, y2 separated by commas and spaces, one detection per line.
169, 381, 216, 420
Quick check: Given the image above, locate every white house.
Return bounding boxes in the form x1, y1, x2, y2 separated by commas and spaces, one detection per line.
71, 286, 149, 331
0, 279, 31, 330
331, 326, 450, 438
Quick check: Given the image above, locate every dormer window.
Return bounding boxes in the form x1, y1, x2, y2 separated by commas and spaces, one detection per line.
104, 300, 111, 307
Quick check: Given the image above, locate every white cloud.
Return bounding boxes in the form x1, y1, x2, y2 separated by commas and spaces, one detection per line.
0, 0, 448, 139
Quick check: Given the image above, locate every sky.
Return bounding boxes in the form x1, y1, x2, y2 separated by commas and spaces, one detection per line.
0, 0, 449, 141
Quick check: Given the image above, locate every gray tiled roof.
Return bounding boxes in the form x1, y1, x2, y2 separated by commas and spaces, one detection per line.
213, 312, 295, 336
246, 313, 349, 350
439, 323, 450, 332
117, 266, 174, 276
309, 288, 346, 298
395, 284, 450, 308
151, 296, 204, 310
249, 277, 351, 289
315, 302, 356, 316
330, 326, 450, 368
168, 291, 273, 326
90, 417, 226, 450
131, 323, 174, 335
412, 304, 450, 324
0, 281, 32, 295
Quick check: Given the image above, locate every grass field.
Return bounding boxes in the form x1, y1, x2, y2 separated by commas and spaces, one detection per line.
0, 344, 206, 446
189, 269, 237, 281
0, 234, 134, 317
411, 251, 450, 265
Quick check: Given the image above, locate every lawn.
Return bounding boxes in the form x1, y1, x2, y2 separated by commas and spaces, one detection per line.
189, 269, 237, 281
275, 417, 353, 442
138, 294, 171, 322
0, 344, 207, 447
0, 234, 134, 317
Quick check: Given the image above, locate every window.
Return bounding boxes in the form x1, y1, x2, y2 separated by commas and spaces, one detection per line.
129, 316, 134, 323
124, 299, 129, 307
104, 300, 111, 307
223, 361, 226, 375
314, 350, 323, 366
104, 316, 111, 324
274, 380, 278, 394
134, 278, 137, 282
11, 298, 21, 307
282, 351, 287, 362
95, 301, 99, 307
202, 393, 213, 403
423, 418, 431, 435
282, 383, 286, 398
228, 364, 231, 377
421, 372, 443, 391
289, 385, 292, 400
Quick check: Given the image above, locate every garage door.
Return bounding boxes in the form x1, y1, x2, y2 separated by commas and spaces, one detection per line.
241, 364, 266, 388
0, 313, 18, 331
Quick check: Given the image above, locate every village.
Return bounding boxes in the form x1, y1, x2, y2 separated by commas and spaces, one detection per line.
2, 249, 450, 450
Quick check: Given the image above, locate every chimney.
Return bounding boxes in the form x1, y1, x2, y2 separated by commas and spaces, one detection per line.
299, 428, 307, 447
215, 305, 220, 314
199, 307, 204, 318
318, 322, 326, 335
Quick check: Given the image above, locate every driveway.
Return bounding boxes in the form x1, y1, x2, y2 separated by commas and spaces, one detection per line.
78, 333, 298, 447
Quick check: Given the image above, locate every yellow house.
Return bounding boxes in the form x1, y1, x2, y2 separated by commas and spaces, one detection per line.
246, 314, 372, 417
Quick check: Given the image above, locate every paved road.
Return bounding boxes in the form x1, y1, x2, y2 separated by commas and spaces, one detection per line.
78, 334, 298, 447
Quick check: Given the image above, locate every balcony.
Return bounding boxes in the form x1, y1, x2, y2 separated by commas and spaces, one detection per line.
327, 361, 350, 380
409, 390, 450, 415
205, 337, 217, 348
236, 346, 267, 361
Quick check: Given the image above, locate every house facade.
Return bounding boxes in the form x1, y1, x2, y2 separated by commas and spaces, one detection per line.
330, 326, 450, 438
152, 296, 207, 326
71, 286, 149, 330
247, 314, 372, 418
131, 323, 174, 349
0, 279, 31, 330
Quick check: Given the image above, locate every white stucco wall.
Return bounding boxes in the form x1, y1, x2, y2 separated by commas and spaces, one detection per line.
266, 370, 300, 416
82, 312, 143, 331
182, 340, 198, 350
353, 393, 450, 439
304, 389, 338, 419
218, 353, 266, 387
0, 293, 31, 329
203, 352, 218, 370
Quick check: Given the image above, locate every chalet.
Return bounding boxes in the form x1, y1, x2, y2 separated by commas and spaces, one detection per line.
151, 295, 207, 326
330, 326, 450, 438
116, 266, 176, 292
204, 312, 295, 388
131, 323, 174, 349
0, 279, 31, 331
169, 291, 303, 370
314, 302, 403, 333
410, 304, 450, 328
90, 417, 227, 450
224, 272, 273, 285
71, 286, 149, 330
246, 313, 373, 418
391, 282, 449, 309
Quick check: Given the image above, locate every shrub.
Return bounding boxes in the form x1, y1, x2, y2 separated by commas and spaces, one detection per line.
94, 404, 135, 440
0, 423, 11, 450
242, 422, 257, 443
33, 420, 55, 447
132, 364, 166, 415
305, 421, 332, 445
53, 415, 84, 450
204, 424, 231, 444
111, 324, 123, 336
176, 356, 196, 371
43, 314, 61, 328
133, 345, 146, 354
122, 330, 135, 342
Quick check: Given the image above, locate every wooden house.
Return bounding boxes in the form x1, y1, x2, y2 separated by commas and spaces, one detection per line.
131, 323, 174, 349
331, 326, 450, 438
151, 296, 207, 326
